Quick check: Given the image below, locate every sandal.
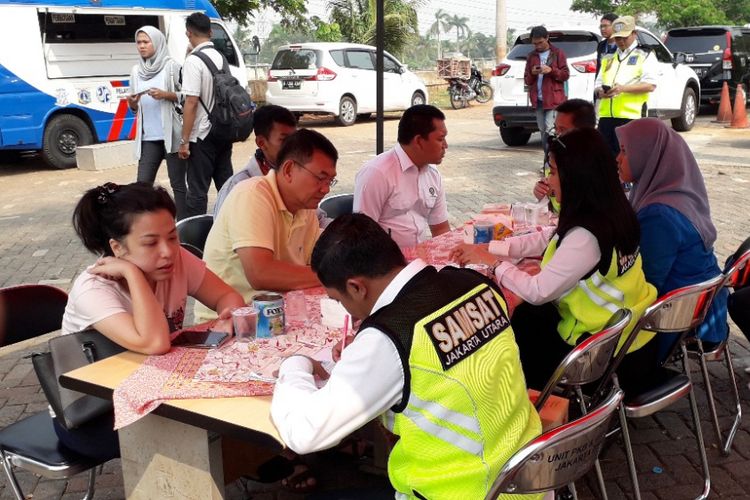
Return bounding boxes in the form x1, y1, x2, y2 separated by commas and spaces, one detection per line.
280, 458, 318, 494
243, 454, 294, 483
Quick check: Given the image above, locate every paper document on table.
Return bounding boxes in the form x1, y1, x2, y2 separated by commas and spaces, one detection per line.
320, 298, 351, 329
192, 338, 315, 383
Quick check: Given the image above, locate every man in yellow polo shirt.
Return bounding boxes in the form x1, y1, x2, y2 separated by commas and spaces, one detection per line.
195, 129, 338, 320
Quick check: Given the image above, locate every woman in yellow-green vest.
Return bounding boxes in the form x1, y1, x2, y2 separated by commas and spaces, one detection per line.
594, 15, 658, 155
451, 128, 658, 391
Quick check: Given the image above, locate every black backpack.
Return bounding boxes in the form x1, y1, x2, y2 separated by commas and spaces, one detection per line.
193, 48, 254, 142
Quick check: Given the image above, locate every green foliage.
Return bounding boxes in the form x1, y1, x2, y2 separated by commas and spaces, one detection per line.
214, 0, 308, 28
445, 14, 471, 52
327, 0, 421, 57
311, 17, 343, 42
571, 0, 750, 29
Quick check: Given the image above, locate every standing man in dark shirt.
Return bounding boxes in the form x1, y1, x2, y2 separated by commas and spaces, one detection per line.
524, 26, 569, 158
596, 13, 619, 76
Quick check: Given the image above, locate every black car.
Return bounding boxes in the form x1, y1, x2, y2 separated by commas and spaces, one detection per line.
665, 26, 750, 105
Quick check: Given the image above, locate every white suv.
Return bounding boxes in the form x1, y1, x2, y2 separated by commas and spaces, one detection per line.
490, 28, 700, 146
266, 42, 428, 126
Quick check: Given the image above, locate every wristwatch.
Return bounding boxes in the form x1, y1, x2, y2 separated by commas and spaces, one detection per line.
488, 259, 503, 278
180, 138, 187, 145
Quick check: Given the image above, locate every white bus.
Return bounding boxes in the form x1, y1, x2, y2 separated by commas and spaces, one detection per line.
0, 0, 247, 168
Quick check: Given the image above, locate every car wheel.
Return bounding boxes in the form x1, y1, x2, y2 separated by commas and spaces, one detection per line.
475, 83, 493, 103
499, 126, 532, 146
411, 91, 426, 106
42, 114, 94, 169
337, 96, 357, 126
671, 87, 697, 132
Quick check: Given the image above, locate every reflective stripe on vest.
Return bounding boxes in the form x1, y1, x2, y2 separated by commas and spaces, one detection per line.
369, 269, 542, 500
598, 49, 650, 119
401, 406, 483, 457
542, 234, 657, 351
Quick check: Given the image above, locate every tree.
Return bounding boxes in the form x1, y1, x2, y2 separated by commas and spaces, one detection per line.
570, 0, 750, 29
311, 16, 343, 42
327, 0, 421, 57
214, 0, 308, 28
445, 14, 471, 54
428, 9, 451, 59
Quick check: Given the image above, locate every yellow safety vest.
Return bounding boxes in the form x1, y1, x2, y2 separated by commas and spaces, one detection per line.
541, 234, 656, 353
361, 266, 541, 500
598, 47, 652, 120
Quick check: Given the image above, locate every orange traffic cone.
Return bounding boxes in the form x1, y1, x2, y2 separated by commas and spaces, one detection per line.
727, 84, 749, 129
713, 81, 733, 123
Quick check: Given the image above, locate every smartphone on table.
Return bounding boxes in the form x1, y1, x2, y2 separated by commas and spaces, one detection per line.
171, 329, 229, 349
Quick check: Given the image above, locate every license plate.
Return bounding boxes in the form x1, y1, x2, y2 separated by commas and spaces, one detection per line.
282, 79, 301, 90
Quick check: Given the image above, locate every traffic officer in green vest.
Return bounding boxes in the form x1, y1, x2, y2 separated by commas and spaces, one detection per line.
450, 128, 658, 392
271, 213, 542, 499
595, 15, 658, 155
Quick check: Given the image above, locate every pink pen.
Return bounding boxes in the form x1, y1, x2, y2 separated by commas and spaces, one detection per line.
341, 314, 350, 349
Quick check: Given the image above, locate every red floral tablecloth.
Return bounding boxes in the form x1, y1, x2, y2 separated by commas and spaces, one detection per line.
112, 287, 340, 429
113, 229, 545, 429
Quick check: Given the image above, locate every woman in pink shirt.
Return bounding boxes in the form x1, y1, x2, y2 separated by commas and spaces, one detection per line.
58, 181, 243, 460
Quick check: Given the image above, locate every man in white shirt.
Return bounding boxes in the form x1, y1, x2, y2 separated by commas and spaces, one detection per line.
271, 213, 540, 498
353, 104, 450, 248
178, 12, 233, 217
213, 104, 297, 217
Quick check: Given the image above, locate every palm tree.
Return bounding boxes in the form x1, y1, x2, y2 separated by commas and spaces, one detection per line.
328, 0, 420, 57
428, 8, 450, 59
445, 14, 471, 55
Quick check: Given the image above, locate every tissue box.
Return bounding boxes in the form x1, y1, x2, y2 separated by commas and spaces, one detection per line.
527, 389, 570, 431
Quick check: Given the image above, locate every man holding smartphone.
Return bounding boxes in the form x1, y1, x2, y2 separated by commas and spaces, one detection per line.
523, 25, 569, 159
595, 16, 658, 155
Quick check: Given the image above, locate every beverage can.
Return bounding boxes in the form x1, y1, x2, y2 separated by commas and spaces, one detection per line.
253, 293, 285, 338
474, 222, 493, 243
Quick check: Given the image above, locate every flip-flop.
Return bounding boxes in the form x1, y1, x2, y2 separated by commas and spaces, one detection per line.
243, 455, 295, 484
280, 460, 318, 494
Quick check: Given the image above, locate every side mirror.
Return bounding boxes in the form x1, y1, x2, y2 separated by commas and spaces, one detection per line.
399, 65, 407, 74
244, 35, 261, 56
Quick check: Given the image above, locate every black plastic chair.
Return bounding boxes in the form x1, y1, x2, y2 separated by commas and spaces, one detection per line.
485, 388, 625, 499
176, 213, 214, 258
0, 284, 106, 500
0, 284, 67, 346
318, 194, 354, 220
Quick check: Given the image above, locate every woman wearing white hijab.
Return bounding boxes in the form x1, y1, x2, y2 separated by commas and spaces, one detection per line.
127, 25, 187, 220
616, 118, 727, 359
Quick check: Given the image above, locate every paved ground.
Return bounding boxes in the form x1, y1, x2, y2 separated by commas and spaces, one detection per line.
1, 102, 750, 499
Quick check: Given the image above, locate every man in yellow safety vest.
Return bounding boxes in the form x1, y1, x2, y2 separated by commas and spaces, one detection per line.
595, 15, 658, 155
271, 213, 542, 499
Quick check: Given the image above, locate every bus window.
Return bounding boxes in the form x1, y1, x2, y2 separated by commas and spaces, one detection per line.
38, 12, 160, 78
38, 12, 159, 43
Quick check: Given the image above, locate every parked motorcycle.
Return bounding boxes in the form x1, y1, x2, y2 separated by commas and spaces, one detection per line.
447, 65, 493, 109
